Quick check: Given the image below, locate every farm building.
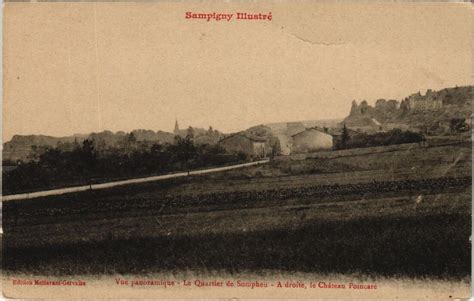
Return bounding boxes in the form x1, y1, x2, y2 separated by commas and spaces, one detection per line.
218, 132, 267, 158
291, 128, 334, 154
290, 127, 362, 153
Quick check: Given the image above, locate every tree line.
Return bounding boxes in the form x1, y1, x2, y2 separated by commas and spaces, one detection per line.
3, 135, 243, 195
336, 127, 424, 150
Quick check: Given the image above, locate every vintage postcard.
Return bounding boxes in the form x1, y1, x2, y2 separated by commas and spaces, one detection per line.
2, 1, 472, 299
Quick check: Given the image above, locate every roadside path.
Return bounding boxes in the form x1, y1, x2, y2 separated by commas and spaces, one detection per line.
2, 159, 270, 202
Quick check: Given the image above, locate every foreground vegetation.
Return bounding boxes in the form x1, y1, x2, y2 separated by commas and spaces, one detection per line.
3, 136, 243, 195
4, 210, 470, 278
3, 141, 471, 278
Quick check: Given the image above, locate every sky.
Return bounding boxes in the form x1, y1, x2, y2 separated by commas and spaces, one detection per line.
3, 2, 472, 141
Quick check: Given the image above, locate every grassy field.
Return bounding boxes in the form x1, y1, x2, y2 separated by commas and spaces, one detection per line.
3, 142, 471, 278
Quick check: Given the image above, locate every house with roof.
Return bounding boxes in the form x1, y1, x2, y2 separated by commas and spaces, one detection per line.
218, 132, 267, 158
290, 128, 334, 154
290, 127, 361, 154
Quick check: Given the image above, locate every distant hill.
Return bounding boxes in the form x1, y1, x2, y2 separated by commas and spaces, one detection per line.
3, 130, 177, 163
3, 126, 230, 163
342, 86, 472, 133
3, 134, 85, 162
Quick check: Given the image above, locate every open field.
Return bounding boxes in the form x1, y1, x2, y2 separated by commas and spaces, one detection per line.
2, 159, 269, 201
3, 142, 471, 279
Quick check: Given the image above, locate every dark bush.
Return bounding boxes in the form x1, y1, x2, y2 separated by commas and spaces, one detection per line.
336, 129, 424, 150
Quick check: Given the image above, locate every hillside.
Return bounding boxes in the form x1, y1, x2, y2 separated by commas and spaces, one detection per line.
2, 125, 230, 163
3, 134, 86, 162
3, 130, 176, 163
343, 86, 472, 133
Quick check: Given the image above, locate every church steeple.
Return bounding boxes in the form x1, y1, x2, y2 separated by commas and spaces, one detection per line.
173, 119, 180, 135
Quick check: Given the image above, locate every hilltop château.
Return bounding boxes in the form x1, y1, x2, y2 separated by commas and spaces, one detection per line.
343, 86, 472, 134
405, 89, 443, 111
350, 89, 447, 117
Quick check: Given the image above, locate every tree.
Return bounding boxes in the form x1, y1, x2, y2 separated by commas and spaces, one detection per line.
150, 143, 163, 154
72, 138, 80, 149
176, 135, 196, 169
340, 124, 350, 149
186, 126, 194, 139
81, 139, 97, 172
128, 132, 137, 143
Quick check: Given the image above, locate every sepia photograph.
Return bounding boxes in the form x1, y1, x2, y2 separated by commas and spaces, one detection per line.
2, 2, 472, 299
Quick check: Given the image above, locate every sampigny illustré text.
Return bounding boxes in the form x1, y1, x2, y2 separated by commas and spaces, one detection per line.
185, 12, 273, 22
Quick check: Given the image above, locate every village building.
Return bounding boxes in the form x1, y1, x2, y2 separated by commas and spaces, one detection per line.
271, 122, 306, 156
290, 127, 362, 154
218, 132, 267, 158
290, 128, 334, 154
